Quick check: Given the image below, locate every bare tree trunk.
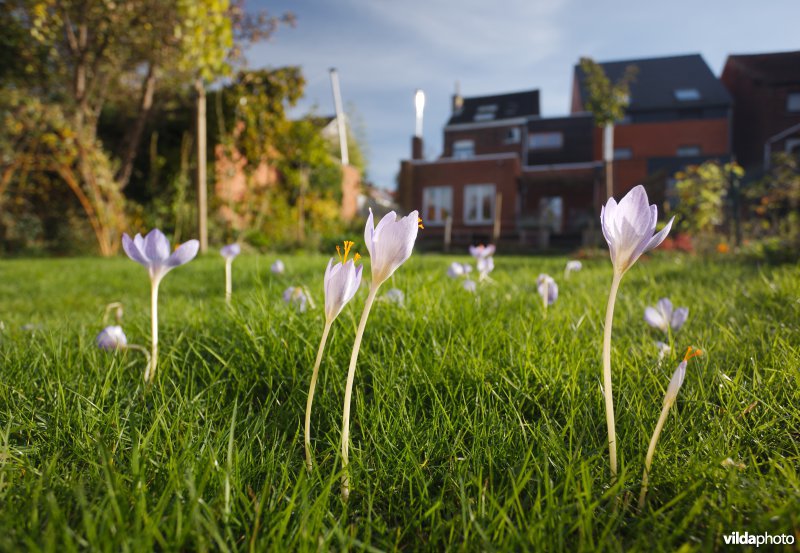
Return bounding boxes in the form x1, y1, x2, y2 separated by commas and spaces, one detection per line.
196, 79, 208, 253
297, 167, 308, 242
116, 63, 157, 190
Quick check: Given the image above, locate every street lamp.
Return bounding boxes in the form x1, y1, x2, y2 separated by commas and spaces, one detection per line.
414, 89, 425, 138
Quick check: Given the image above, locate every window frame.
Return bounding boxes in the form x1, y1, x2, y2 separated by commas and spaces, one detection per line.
676, 145, 702, 157
674, 88, 701, 101
452, 139, 475, 159
421, 186, 453, 227
787, 92, 800, 113
528, 131, 564, 150
463, 184, 496, 226
613, 147, 633, 160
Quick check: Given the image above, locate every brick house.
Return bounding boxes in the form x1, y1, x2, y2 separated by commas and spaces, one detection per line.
398, 53, 732, 249
720, 50, 800, 173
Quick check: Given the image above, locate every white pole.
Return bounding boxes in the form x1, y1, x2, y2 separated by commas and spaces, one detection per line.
329, 68, 349, 166
414, 89, 425, 138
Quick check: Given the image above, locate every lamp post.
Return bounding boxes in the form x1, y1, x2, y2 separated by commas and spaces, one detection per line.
414, 89, 425, 139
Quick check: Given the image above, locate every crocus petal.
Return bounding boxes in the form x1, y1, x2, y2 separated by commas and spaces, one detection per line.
643, 217, 675, 254
220, 243, 241, 259
324, 259, 362, 322
167, 240, 200, 268
447, 262, 464, 278
656, 298, 674, 320
366, 209, 419, 285
463, 279, 477, 292
122, 233, 149, 267
144, 228, 171, 263
664, 360, 688, 405
644, 307, 668, 332
133, 234, 148, 260
671, 307, 689, 332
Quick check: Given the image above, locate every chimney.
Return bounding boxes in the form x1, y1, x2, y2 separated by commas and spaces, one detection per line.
452, 80, 463, 114
412, 136, 423, 160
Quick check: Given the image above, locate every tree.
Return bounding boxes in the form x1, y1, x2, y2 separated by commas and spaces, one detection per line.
746, 152, 800, 241
578, 58, 637, 199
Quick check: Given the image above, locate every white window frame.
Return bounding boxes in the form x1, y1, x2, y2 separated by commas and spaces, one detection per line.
474, 104, 498, 122
452, 139, 475, 159
422, 186, 453, 227
787, 92, 800, 113
528, 132, 563, 150
463, 184, 496, 225
504, 127, 521, 144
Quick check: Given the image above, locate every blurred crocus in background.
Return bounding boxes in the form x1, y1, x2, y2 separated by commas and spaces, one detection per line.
271, 259, 285, 275
564, 260, 582, 278
639, 346, 703, 509
447, 262, 472, 279
537, 274, 558, 314
599, 185, 674, 478
122, 229, 198, 383
469, 244, 496, 259
477, 256, 495, 281
645, 298, 688, 334
305, 242, 363, 472
341, 209, 419, 499
383, 288, 405, 305
463, 279, 477, 293
220, 243, 241, 304
656, 341, 671, 360
283, 286, 313, 312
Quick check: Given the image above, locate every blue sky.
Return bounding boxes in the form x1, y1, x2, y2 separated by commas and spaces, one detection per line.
248, 0, 799, 190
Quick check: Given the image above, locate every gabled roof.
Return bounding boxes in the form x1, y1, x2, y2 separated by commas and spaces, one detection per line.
574, 54, 731, 111
447, 89, 539, 125
723, 50, 800, 86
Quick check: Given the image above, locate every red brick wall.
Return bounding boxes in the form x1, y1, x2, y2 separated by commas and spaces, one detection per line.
443, 126, 524, 157
408, 156, 521, 241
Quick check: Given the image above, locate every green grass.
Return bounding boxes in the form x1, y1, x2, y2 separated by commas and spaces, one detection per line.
0, 252, 798, 551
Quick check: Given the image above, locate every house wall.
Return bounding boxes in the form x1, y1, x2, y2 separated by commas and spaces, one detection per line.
443, 125, 525, 158
721, 62, 800, 169
592, 118, 730, 194
407, 156, 521, 244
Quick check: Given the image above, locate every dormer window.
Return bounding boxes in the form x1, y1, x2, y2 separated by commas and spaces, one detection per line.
787, 92, 800, 113
453, 139, 475, 159
674, 88, 701, 101
529, 132, 563, 150
474, 104, 498, 122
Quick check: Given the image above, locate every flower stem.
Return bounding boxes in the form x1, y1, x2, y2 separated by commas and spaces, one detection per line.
125, 344, 152, 379
225, 259, 232, 304
305, 320, 332, 473
543, 280, 549, 319
148, 279, 160, 384
341, 284, 379, 500
602, 272, 623, 478
638, 400, 672, 510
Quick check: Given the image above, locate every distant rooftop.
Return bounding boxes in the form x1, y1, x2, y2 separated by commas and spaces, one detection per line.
447, 89, 540, 126
723, 50, 800, 85
575, 54, 731, 111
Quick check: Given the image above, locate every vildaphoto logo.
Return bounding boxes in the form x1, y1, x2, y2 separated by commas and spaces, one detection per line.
723, 531, 795, 547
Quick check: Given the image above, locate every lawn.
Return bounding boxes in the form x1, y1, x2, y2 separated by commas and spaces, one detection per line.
0, 252, 798, 551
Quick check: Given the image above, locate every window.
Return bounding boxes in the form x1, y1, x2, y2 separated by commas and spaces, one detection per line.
614, 147, 633, 160
504, 127, 521, 144
474, 104, 498, 122
787, 92, 800, 113
422, 186, 453, 226
539, 197, 563, 233
528, 132, 563, 150
464, 184, 495, 225
674, 88, 701, 101
452, 140, 474, 159
677, 145, 701, 157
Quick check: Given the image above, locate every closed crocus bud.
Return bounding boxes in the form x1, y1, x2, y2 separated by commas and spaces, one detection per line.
664, 346, 702, 407
96, 325, 127, 350
645, 298, 689, 334
364, 209, 420, 286
220, 243, 241, 260
324, 257, 363, 323
601, 185, 674, 275
477, 256, 494, 279
122, 229, 199, 285
463, 279, 477, 293
384, 288, 405, 305
537, 274, 558, 305
271, 260, 285, 274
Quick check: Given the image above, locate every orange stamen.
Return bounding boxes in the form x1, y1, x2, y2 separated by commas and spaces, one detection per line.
418, 217, 424, 229
683, 346, 703, 362
336, 241, 359, 263
354, 252, 361, 263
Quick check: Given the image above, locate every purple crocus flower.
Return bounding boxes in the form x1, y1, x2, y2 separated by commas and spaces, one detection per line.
220, 243, 241, 260
644, 298, 689, 334
565, 260, 582, 277
462, 279, 477, 293
601, 185, 674, 275
271, 259, 285, 274
364, 209, 420, 286
447, 262, 472, 279
537, 274, 558, 306
477, 256, 494, 281
121, 229, 198, 383
324, 257, 363, 322
122, 229, 199, 285
469, 244, 496, 259
284, 286, 310, 312
384, 288, 405, 305
96, 325, 127, 350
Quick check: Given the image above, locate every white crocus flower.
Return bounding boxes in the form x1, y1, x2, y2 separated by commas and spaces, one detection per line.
644, 298, 689, 334
340, 209, 420, 499
639, 347, 702, 509
598, 185, 674, 479
305, 242, 363, 473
